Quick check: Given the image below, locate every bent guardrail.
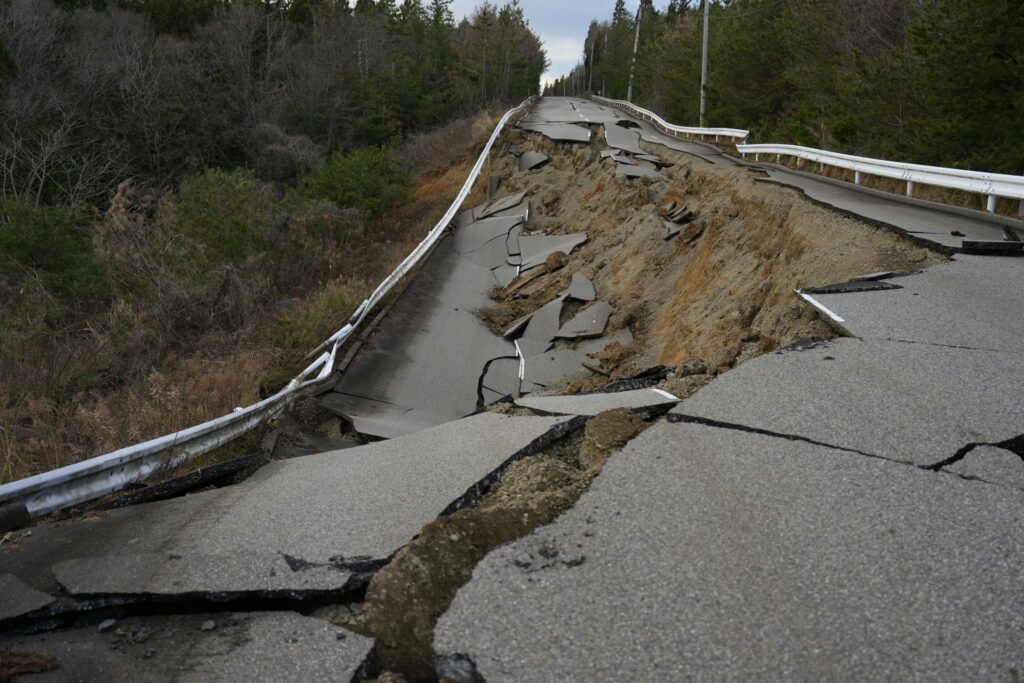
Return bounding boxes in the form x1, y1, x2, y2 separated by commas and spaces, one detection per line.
0, 97, 534, 519
737, 143, 1024, 213
594, 95, 749, 142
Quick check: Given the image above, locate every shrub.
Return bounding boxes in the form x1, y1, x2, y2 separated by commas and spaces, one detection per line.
264, 281, 364, 355
297, 146, 412, 221
175, 168, 278, 263
0, 199, 108, 309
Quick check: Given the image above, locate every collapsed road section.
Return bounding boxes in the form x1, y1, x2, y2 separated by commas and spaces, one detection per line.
1, 97, 1022, 681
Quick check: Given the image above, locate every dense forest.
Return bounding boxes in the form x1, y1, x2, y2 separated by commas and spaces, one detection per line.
548, 0, 1023, 177
0, 0, 545, 480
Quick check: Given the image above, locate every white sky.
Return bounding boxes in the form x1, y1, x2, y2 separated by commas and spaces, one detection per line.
447, 0, 672, 87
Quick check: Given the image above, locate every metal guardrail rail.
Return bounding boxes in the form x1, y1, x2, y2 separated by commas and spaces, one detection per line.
0, 97, 534, 519
736, 143, 1024, 213
593, 95, 749, 142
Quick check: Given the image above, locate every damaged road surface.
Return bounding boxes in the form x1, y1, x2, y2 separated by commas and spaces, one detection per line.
435, 420, 1024, 682
0, 413, 569, 677
5, 97, 1024, 681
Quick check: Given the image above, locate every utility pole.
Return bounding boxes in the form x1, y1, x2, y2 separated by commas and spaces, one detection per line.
700, 0, 710, 126
627, 2, 643, 101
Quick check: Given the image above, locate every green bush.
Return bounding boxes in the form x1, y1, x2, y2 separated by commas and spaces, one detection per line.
175, 168, 276, 263
0, 199, 108, 310
297, 146, 412, 221
264, 282, 364, 354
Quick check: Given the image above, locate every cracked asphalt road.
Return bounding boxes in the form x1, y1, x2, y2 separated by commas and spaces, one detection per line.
2, 97, 1022, 681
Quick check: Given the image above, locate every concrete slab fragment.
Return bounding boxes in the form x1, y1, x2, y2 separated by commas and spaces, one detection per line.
675, 337, 1024, 467
518, 233, 588, 271
563, 272, 596, 301
522, 349, 589, 387
477, 192, 527, 219
946, 446, 1024, 489
518, 151, 550, 172
519, 122, 591, 143
521, 297, 565, 344
436, 420, 1024, 681
0, 612, 373, 682
514, 338, 551, 360
516, 388, 678, 416
616, 163, 665, 181
0, 414, 570, 597
0, 573, 54, 620
554, 301, 612, 339
604, 125, 644, 155
481, 357, 521, 400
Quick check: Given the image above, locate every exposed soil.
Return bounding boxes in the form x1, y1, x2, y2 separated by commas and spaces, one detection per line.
481, 124, 947, 392
336, 409, 650, 681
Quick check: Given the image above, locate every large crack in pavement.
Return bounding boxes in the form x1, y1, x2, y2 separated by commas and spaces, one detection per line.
333, 408, 655, 681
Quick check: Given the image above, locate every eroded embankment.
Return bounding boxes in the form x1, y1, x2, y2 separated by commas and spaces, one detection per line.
479, 123, 945, 396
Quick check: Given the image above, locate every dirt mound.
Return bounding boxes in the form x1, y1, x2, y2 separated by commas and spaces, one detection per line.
482, 125, 945, 390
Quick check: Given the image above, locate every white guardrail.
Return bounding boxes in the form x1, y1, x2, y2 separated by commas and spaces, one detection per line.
596, 95, 1023, 214
736, 143, 1024, 213
593, 95, 749, 142
0, 97, 534, 519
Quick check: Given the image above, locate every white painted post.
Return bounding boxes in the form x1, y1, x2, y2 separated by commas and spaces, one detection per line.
906, 180, 914, 196
854, 171, 862, 185
754, 153, 759, 162
986, 195, 997, 213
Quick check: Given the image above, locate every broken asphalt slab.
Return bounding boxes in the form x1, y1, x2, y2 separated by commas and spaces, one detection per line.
603, 124, 645, 156
810, 255, 1024, 353
0, 413, 571, 602
515, 388, 678, 416
517, 233, 588, 272
517, 151, 549, 172
554, 301, 612, 339
435, 420, 1024, 682
673, 336, 1024, 469
0, 574, 54, 620
0, 612, 373, 682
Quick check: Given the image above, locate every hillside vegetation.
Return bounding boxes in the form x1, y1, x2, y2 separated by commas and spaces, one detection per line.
0, 0, 545, 482
549, 0, 1023, 178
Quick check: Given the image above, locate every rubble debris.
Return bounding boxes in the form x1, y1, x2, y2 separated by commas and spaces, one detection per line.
604, 125, 645, 155
0, 651, 59, 679
476, 192, 527, 220
616, 163, 665, 181
518, 233, 589, 272
554, 302, 613, 340
563, 273, 596, 302
518, 151, 550, 173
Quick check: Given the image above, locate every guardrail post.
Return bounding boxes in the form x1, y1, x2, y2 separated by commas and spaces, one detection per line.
986, 195, 997, 213
906, 180, 914, 196
854, 171, 861, 185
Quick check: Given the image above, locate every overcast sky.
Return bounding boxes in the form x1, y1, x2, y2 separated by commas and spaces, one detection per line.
448, 0, 671, 87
